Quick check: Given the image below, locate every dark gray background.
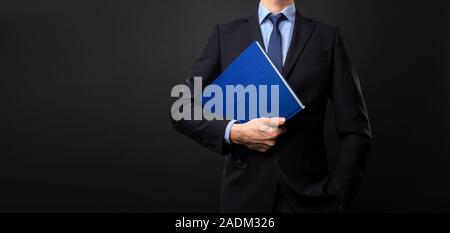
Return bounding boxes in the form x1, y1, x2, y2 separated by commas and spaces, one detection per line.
0, 0, 449, 212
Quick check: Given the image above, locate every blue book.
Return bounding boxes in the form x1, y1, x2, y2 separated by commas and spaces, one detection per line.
202, 41, 305, 123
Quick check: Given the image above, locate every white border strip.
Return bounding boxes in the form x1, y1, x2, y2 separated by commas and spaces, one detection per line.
255, 41, 305, 109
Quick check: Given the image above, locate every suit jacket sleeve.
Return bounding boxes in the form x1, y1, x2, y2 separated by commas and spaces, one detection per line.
330, 28, 373, 208
171, 25, 232, 155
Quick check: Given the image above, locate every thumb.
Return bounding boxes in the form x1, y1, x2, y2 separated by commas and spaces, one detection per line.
264, 117, 286, 127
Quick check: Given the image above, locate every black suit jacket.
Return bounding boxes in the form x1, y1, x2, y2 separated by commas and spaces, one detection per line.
172, 10, 372, 212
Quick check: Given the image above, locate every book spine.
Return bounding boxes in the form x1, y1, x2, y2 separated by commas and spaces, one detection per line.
254, 41, 306, 110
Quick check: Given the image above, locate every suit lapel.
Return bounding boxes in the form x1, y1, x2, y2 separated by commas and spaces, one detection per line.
241, 13, 265, 50
240, 11, 316, 78
282, 12, 316, 78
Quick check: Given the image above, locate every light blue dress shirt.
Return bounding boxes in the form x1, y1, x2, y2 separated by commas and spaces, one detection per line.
224, 3, 296, 144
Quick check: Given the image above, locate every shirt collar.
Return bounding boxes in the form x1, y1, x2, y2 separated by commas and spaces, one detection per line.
258, 2, 296, 24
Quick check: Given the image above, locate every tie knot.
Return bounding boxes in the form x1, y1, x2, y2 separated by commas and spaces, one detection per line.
268, 13, 287, 27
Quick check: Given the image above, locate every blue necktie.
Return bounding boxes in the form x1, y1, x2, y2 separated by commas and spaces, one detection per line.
267, 14, 287, 72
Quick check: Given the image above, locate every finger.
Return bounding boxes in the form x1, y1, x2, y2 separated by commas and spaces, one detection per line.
258, 147, 269, 153
262, 140, 276, 147
258, 118, 285, 132
265, 127, 286, 139
248, 143, 268, 151
258, 143, 271, 152
257, 117, 272, 124
264, 117, 286, 128
250, 145, 268, 153
259, 124, 277, 132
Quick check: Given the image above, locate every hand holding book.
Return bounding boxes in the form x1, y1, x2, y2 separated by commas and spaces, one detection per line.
230, 117, 286, 153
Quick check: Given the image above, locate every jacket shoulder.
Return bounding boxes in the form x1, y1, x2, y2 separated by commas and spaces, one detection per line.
300, 15, 339, 43
215, 16, 249, 34
302, 15, 338, 33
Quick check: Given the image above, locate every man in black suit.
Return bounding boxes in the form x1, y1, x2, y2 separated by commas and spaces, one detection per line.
172, 0, 372, 213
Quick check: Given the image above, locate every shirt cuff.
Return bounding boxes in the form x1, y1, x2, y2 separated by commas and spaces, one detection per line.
224, 120, 238, 145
